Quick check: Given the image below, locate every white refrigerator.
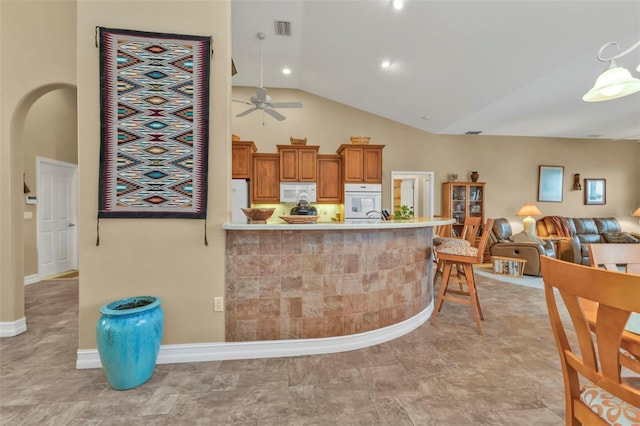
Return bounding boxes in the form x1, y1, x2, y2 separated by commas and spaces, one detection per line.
231, 179, 250, 223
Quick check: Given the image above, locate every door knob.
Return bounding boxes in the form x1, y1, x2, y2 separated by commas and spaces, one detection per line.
68, 223, 76, 227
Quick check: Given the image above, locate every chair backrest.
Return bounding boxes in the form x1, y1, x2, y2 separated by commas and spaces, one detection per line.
474, 218, 494, 261
490, 218, 513, 243
460, 216, 482, 246
588, 243, 640, 274
540, 256, 640, 422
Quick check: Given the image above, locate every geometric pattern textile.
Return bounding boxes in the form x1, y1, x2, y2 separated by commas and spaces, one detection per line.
98, 27, 211, 218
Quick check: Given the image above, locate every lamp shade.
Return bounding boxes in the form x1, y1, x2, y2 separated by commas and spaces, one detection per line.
633, 207, 640, 217
516, 203, 542, 217
583, 64, 640, 102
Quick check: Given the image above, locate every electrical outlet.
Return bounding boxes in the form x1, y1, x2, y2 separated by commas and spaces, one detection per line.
213, 297, 224, 312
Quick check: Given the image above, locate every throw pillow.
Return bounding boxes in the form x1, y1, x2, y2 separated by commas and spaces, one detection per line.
602, 232, 639, 244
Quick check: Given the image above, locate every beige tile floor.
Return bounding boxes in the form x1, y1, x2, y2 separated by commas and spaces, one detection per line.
1, 272, 567, 425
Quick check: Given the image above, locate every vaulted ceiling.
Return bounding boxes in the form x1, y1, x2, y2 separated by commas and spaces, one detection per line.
231, 0, 640, 141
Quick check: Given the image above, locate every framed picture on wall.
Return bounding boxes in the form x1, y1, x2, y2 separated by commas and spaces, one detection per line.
584, 178, 606, 205
538, 165, 564, 202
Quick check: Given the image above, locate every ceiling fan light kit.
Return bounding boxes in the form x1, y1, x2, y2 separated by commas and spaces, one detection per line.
233, 32, 303, 121
583, 40, 640, 102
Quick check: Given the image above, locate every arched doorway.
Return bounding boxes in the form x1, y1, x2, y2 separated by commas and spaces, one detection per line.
1, 83, 78, 337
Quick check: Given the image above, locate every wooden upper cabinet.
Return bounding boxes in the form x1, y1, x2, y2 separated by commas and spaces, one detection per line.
277, 145, 319, 182
316, 155, 342, 203
251, 153, 280, 203
232, 141, 257, 179
337, 144, 384, 183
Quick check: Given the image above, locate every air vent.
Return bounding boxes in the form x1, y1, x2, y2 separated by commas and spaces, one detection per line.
274, 21, 292, 36
465, 131, 483, 135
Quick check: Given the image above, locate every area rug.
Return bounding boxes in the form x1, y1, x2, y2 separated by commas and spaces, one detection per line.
474, 264, 544, 289
98, 27, 211, 219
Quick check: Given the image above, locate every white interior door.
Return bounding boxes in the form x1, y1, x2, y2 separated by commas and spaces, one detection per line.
37, 158, 78, 278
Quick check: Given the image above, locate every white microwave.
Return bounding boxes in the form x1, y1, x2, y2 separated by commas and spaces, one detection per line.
280, 183, 317, 203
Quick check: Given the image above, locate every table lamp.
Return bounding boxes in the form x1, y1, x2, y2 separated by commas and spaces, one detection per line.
517, 203, 542, 235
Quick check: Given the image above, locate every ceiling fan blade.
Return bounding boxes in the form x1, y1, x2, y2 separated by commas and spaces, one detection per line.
232, 99, 253, 105
264, 108, 286, 121
236, 107, 259, 117
256, 87, 268, 103
269, 102, 303, 109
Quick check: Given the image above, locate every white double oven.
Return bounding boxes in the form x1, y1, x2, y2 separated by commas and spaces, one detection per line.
344, 183, 382, 221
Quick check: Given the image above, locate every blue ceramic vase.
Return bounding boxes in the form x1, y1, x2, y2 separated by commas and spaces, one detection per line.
96, 296, 164, 390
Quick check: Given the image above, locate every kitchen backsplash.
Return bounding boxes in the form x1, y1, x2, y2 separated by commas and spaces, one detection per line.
252, 203, 343, 223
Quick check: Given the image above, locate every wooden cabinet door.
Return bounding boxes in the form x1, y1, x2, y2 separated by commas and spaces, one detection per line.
279, 148, 298, 182
342, 147, 364, 182
278, 145, 318, 182
362, 147, 382, 183
317, 155, 342, 203
252, 154, 280, 203
231, 141, 256, 179
298, 149, 317, 182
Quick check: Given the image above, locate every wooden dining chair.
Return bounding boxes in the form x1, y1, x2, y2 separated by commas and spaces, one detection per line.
588, 243, 640, 274
431, 218, 493, 335
540, 256, 640, 426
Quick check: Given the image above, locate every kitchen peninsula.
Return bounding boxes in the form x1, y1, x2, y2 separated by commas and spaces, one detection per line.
223, 217, 454, 352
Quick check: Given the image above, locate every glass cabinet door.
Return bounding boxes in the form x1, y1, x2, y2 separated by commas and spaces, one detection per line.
451, 184, 466, 225
469, 185, 483, 217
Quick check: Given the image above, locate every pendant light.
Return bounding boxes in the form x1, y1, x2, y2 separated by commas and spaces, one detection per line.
583, 40, 640, 102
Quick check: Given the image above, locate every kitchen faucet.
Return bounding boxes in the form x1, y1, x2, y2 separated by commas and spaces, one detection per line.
366, 210, 385, 220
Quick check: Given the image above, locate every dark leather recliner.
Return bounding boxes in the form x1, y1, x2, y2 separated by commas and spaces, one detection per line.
489, 218, 555, 276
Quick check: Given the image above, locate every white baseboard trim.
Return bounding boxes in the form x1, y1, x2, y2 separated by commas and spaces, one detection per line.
0, 317, 27, 337
77, 302, 433, 369
24, 274, 40, 285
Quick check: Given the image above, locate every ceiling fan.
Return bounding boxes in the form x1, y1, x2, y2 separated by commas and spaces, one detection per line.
233, 32, 303, 121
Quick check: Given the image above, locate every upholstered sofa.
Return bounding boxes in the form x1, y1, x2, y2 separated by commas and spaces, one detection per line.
488, 218, 556, 276
536, 217, 639, 266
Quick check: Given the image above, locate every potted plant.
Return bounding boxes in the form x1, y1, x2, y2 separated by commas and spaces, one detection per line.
96, 296, 164, 390
393, 205, 414, 220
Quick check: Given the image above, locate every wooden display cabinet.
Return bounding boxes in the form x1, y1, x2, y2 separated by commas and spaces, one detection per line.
442, 182, 486, 237
232, 140, 257, 179
251, 153, 280, 204
316, 155, 342, 203
336, 144, 384, 183
277, 145, 319, 182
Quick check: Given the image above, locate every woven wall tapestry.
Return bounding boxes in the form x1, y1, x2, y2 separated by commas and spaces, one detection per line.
98, 27, 211, 219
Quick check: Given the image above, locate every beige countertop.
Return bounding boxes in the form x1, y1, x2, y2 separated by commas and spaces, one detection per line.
222, 217, 454, 231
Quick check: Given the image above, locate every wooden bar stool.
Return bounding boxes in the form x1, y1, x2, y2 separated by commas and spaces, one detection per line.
433, 216, 482, 286
431, 218, 494, 335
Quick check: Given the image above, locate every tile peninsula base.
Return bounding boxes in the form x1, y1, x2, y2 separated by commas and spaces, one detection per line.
225, 226, 435, 342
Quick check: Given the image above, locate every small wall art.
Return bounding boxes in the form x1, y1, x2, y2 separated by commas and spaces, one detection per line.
538, 165, 564, 202
584, 178, 606, 205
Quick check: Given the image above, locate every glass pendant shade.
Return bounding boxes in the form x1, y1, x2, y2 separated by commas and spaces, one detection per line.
583, 63, 640, 102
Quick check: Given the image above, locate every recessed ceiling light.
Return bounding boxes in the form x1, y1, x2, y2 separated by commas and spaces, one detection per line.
392, 0, 404, 10
282, 68, 291, 75
421, 115, 430, 121
381, 60, 392, 69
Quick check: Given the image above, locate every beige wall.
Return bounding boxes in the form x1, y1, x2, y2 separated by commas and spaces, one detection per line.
2, 0, 638, 349
23, 88, 78, 276
1, 0, 77, 323
76, 1, 231, 348
232, 86, 640, 235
